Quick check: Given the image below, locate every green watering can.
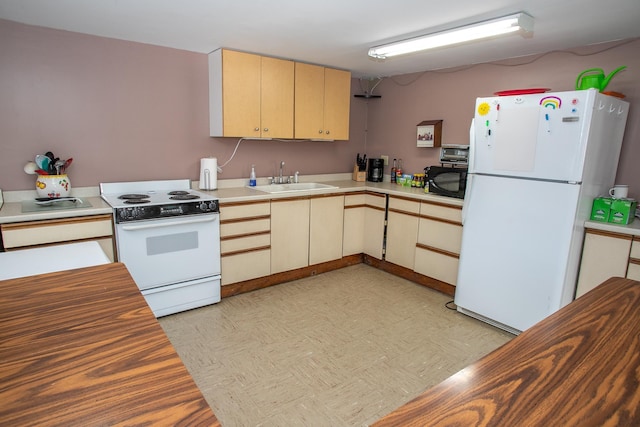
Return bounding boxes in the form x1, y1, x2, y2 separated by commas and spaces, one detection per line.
576, 66, 626, 91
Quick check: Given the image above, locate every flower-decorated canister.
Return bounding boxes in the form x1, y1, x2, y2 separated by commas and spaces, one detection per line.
36, 174, 71, 198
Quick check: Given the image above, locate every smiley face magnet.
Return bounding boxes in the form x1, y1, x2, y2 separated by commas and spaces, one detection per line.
477, 102, 490, 116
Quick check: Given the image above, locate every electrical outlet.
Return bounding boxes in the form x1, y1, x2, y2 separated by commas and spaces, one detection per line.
380, 155, 389, 166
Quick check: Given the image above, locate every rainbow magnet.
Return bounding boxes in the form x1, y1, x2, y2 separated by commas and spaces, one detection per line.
540, 96, 561, 109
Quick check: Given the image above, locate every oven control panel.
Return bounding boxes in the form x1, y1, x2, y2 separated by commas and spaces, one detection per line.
115, 200, 219, 223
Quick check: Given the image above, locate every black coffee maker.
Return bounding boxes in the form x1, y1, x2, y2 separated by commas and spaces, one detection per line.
367, 158, 384, 182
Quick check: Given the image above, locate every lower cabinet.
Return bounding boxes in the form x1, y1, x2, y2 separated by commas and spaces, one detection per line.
413, 201, 463, 286
576, 228, 632, 298
271, 198, 310, 274
626, 238, 640, 281
343, 192, 366, 256
414, 202, 462, 286
363, 192, 386, 259
219, 200, 271, 286
385, 196, 420, 270
0, 214, 115, 261
343, 191, 386, 259
309, 195, 344, 265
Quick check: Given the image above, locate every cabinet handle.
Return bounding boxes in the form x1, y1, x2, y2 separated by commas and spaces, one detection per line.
263, 128, 269, 132
254, 127, 260, 132
318, 129, 323, 134
325, 130, 330, 135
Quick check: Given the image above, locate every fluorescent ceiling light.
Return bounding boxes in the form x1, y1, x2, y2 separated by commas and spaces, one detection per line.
368, 12, 534, 60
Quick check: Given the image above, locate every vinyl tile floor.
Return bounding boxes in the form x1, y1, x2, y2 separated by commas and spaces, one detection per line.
159, 264, 513, 426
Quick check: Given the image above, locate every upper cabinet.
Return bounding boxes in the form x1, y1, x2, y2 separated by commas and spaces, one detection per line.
294, 63, 351, 140
209, 49, 351, 140
209, 49, 294, 138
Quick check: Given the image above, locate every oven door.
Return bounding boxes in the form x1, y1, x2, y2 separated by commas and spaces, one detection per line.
115, 214, 220, 290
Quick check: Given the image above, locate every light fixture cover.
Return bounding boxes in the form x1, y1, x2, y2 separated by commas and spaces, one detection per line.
368, 12, 534, 60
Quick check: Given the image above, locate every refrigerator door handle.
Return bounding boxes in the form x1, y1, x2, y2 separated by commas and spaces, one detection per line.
462, 173, 473, 226
462, 119, 475, 226
468, 119, 476, 173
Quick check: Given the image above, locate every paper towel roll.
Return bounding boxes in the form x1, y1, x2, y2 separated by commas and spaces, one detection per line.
199, 157, 218, 190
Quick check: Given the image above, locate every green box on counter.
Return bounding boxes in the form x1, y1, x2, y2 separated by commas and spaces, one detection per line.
609, 198, 637, 225
590, 197, 612, 222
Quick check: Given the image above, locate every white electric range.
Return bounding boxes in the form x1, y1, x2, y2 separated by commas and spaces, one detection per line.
100, 179, 221, 317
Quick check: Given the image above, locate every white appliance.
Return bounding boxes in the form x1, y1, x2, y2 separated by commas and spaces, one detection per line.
100, 179, 221, 317
455, 89, 629, 334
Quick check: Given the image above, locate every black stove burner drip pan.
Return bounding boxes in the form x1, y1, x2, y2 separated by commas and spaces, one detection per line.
118, 194, 150, 200
123, 199, 151, 204
170, 194, 200, 200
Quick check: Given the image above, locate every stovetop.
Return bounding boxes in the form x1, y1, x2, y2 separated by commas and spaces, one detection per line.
100, 179, 216, 208
100, 179, 219, 222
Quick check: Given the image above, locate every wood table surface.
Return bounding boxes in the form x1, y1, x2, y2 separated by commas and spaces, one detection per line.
0, 262, 220, 426
373, 276, 640, 427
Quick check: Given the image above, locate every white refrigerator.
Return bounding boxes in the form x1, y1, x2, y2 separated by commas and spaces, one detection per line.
454, 88, 629, 334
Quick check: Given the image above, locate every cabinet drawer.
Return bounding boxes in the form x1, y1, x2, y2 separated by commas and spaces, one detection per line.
220, 218, 270, 238
221, 249, 271, 285
630, 239, 640, 259
420, 201, 462, 223
345, 193, 366, 206
1, 215, 113, 249
389, 196, 420, 214
417, 218, 462, 255
414, 246, 459, 286
627, 262, 640, 281
220, 201, 270, 221
365, 192, 386, 209
221, 233, 270, 255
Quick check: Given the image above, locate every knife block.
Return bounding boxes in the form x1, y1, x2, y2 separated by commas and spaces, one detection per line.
352, 164, 366, 182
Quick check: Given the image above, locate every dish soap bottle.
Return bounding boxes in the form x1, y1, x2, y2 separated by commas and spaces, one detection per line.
249, 164, 257, 187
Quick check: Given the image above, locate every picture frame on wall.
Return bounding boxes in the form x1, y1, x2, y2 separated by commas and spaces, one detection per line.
417, 120, 443, 148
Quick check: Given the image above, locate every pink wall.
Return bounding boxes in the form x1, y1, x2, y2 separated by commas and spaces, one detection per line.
366, 39, 640, 198
0, 19, 367, 191
1, 18, 638, 199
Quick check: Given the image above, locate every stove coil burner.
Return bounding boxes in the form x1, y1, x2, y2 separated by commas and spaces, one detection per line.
123, 199, 151, 204
168, 191, 190, 196
170, 194, 200, 200
118, 194, 150, 200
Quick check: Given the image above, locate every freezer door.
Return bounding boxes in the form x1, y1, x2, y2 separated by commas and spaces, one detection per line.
471, 90, 594, 182
455, 174, 581, 332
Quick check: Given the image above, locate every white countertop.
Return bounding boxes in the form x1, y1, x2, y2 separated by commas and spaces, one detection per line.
0, 241, 111, 280
0, 175, 462, 224
584, 219, 640, 236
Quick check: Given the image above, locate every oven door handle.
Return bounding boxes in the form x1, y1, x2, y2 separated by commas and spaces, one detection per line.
121, 215, 217, 231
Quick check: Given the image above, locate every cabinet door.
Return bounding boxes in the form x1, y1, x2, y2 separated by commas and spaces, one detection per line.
323, 67, 351, 140
343, 193, 366, 256
294, 62, 325, 139
261, 56, 294, 138
363, 193, 386, 259
271, 199, 310, 274
385, 197, 420, 270
221, 50, 261, 137
626, 239, 640, 280
576, 230, 631, 298
309, 195, 344, 265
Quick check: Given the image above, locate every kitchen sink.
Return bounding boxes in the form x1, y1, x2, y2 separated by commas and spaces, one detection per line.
249, 182, 338, 193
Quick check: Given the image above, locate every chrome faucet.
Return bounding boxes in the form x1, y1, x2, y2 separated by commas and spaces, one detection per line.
277, 161, 285, 184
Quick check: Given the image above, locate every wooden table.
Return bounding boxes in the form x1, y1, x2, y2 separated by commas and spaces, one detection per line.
0, 262, 220, 426
374, 276, 640, 427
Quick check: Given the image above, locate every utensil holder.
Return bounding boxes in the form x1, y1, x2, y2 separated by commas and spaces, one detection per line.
36, 174, 71, 198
